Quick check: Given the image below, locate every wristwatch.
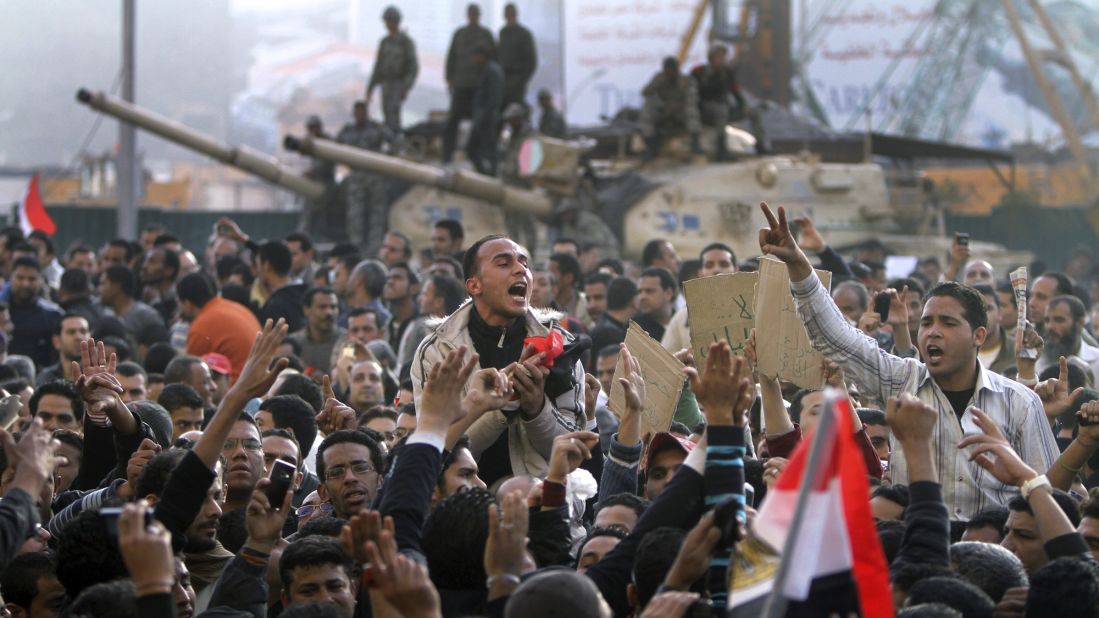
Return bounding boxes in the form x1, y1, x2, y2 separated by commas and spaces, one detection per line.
1021, 474, 1051, 500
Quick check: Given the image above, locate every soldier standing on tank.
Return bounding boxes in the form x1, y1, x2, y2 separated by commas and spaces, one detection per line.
640, 56, 702, 160
366, 6, 419, 134
537, 89, 566, 139
467, 45, 504, 176
691, 44, 742, 161
302, 115, 342, 241
498, 3, 537, 112
337, 101, 395, 250
443, 4, 495, 165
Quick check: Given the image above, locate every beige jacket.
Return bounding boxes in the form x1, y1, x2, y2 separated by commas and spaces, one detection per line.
410, 302, 585, 477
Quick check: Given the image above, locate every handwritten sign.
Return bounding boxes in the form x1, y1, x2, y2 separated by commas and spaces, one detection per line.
608, 322, 685, 438
754, 257, 832, 389
684, 273, 760, 367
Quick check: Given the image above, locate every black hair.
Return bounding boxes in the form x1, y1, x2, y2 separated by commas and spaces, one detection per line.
438, 435, 473, 489
833, 280, 870, 313
52, 428, 84, 459
677, 259, 701, 285
1037, 271, 1075, 297
258, 240, 293, 277
888, 277, 926, 298
963, 507, 1008, 541
595, 492, 650, 518
11, 255, 41, 273
100, 336, 132, 363
422, 487, 495, 589
640, 266, 677, 294
216, 254, 246, 282
907, 577, 994, 618
157, 383, 204, 413
1007, 489, 1081, 527
60, 267, 90, 296
549, 252, 582, 287
997, 282, 1018, 309
135, 448, 187, 499
641, 239, 670, 267
28, 230, 53, 255
699, 241, 736, 264
279, 536, 354, 592
164, 355, 203, 387
260, 394, 320, 458
298, 515, 349, 539
597, 344, 621, 360
176, 272, 216, 308
876, 519, 906, 564
1050, 294, 1086, 322
217, 507, 248, 554
144, 342, 180, 375
595, 257, 625, 276
103, 265, 138, 299
30, 379, 84, 421
152, 233, 179, 247
1025, 557, 1099, 618
428, 273, 468, 315
872, 483, 909, 512
972, 284, 998, 307
115, 360, 146, 379
304, 286, 336, 308
461, 234, 507, 279
435, 218, 464, 242
278, 603, 348, 618
579, 526, 628, 558
924, 281, 988, 332
606, 276, 638, 311
632, 527, 685, 609
315, 429, 385, 481
585, 271, 613, 288
857, 408, 887, 427
552, 237, 580, 253
787, 388, 818, 424
285, 231, 314, 253
388, 261, 420, 287
56, 509, 128, 598
274, 372, 325, 413
949, 541, 1028, 603
55, 312, 89, 335
433, 255, 464, 279
1, 551, 56, 609
347, 306, 383, 328
262, 428, 303, 470
1039, 361, 1088, 392
889, 562, 955, 596
135, 321, 170, 348
66, 579, 138, 618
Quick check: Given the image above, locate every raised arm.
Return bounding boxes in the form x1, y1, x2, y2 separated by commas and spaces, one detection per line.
759, 203, 922, 403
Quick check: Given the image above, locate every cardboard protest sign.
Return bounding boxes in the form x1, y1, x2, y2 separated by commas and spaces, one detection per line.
608, 321, 685, 437
753, 256, 832, 389
684, 272, 760, 367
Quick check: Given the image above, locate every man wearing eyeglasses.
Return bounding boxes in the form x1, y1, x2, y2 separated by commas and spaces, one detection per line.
221, 414, 266, 512
315, 429, 386, 519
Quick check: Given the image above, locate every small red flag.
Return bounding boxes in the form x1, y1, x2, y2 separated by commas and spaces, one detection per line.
19, 173, 56, 237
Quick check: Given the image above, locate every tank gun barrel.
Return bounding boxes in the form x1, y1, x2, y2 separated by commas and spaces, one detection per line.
76, 88, 326, 201
283, 134, 553, 217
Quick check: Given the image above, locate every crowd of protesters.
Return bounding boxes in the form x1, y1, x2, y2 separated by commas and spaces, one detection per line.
0, 205, 1096, 618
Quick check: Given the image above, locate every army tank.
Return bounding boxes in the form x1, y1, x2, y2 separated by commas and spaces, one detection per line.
284, 127, 1029, 272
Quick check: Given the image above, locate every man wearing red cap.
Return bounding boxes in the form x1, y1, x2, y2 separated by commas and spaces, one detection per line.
202, 353, 231, 406
642, 432, 695, 500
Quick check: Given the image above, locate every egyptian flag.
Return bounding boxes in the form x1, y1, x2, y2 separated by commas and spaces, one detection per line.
749, 390, 894, 618
19, 173, 55, 236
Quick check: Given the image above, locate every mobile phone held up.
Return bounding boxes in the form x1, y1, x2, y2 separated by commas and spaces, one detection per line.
100, 507, 153, 539
874, 291, 891, 322
266, 459, 296, 510
955, 232, 970, 247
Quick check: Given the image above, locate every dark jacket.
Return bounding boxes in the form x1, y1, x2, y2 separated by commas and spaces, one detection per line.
9, 297, 62, 368
59, 295, 102, 330
260, 283, 307, 334
498, 23, 536, 80
472, 61, 504, 126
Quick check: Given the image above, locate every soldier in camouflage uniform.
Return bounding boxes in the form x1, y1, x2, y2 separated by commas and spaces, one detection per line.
498, 3, 537, 112
337, 101, 396, 251
640, 56, 702, 160
443, 3, 495, 164
367, 6, 418, 134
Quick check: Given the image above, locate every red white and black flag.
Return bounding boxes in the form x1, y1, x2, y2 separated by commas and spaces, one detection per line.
18, 173, 56, 237
732, 389, 894, 618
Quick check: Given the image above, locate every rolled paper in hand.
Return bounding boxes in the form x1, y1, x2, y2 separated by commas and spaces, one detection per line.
1011, 267, 1037, 360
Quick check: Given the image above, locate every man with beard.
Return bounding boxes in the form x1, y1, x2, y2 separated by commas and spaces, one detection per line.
8, 256, 62, 368
36, 314, 89, 385
140, 246, 180, 324
1038, 295, 1099, 382
315, 429, 386, 519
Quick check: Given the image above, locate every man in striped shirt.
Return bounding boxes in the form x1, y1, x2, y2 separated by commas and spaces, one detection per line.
758, 203, 1058, 519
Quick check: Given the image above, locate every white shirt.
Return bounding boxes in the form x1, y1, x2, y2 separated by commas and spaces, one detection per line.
792, 272, 1058, 520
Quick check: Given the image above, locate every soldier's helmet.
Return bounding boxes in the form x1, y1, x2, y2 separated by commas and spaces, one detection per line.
383, 6, 401, 22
